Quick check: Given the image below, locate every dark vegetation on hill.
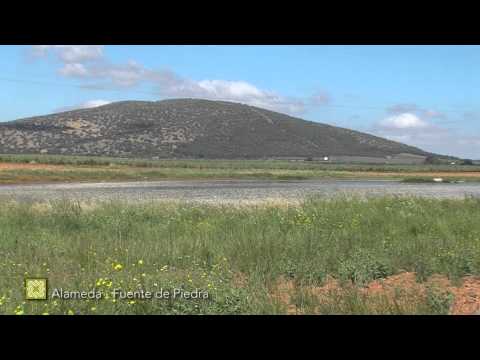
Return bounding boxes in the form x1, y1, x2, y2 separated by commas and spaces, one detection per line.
0, 99, 439, 160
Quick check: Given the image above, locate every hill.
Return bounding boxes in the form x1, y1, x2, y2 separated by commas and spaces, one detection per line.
0, 99, 436, 160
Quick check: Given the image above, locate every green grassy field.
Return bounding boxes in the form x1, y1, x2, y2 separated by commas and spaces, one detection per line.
1, 154, 480, 184
2, 153, 480, 171
1, 196, 479, 315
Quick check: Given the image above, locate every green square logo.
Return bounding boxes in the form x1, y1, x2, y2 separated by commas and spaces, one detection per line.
25, 278, 48, 300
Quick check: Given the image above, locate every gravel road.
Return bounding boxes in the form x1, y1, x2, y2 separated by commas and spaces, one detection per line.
1, 180, 480, 204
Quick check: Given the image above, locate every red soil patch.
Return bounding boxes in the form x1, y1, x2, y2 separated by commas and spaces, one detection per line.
0, 162, 64, 171
272, 277, 298, 315
233, 272, 249, 288
271, 276, 344, 315
444, 276, 480, 315
271, 273, 480, 315
364, 273, 480, 315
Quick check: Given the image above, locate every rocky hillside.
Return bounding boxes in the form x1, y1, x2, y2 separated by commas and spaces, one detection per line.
0, 99, 433, 159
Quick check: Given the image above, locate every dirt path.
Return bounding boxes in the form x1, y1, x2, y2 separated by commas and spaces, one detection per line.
1, 179, 480, 204
0, 162, 64, 171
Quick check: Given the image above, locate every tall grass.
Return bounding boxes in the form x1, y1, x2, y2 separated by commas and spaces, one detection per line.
1, 196, 479, 314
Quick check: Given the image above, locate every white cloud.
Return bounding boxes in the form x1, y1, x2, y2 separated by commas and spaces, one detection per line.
80, 100, 112, 108
70, 64, 306, 114
379, 113, 429, 129
54, 99, 112, 113
370, 112, 480, 158
101, 61, 147, 87
387, 103, 447, 120
59, 63, 89, 77
193, 79, 305, 114
31, 45, 145, 88
198, 80, 264, 98
32, 45, 104, 63
30, 45, 312, 115
57, 59, 147, 88
147, 70, 306, 114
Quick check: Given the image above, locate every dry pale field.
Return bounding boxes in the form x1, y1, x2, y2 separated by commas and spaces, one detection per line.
0, 162, 64, 171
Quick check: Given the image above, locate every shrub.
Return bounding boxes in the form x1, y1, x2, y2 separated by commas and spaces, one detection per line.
426, 287, 454, 314
424, 155, 441, 165
339, 250, 393, 285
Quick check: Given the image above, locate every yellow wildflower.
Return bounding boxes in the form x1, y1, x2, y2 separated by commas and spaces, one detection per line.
14, 306, 24, 315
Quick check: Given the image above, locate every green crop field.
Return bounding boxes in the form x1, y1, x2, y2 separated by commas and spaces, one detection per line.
1, 154, 480, 184
2, 153, 480, 171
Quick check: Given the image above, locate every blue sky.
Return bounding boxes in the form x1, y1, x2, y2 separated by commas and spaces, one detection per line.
1, 45, 479, 158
